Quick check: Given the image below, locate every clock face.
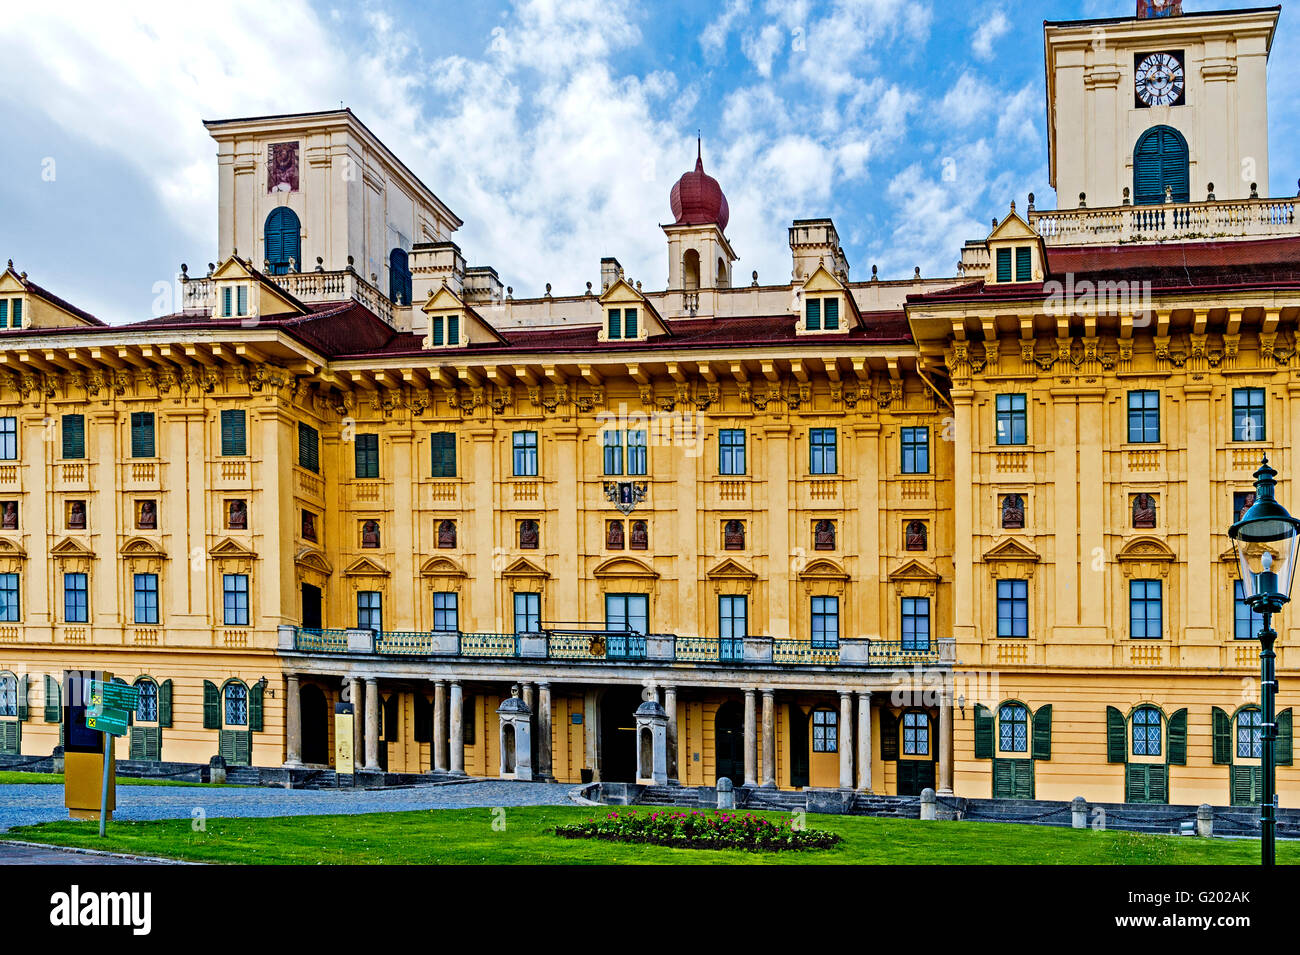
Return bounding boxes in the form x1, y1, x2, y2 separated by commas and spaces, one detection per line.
1135, 51, 1185, 107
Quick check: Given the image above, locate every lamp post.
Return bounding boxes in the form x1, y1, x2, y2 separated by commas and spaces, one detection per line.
1228, 456, 1300, 866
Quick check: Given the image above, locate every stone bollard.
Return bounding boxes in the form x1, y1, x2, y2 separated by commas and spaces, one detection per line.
209, 755, 227, 785
717, 777, 735, 810
1197, 803, 1214, 838
1072, 796, 1088, 829
920, 787, 936, 821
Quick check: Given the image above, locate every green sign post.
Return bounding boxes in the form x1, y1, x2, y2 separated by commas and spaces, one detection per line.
84, 680, 138, 837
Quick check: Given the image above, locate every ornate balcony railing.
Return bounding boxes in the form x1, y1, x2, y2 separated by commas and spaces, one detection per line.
1028, 195, 1299, 247
375, 630, 438, 655
674, 636, 745, 663
181, 266, 396, 325
459, 632, 519, 657
294, 628, 349, 653
868, 640, 942, 665
773, 639, 840, 665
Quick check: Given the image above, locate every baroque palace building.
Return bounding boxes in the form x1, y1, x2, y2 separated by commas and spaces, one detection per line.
1, 1, 1298, 806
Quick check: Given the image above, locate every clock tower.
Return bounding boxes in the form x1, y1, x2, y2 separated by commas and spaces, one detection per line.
1044, 4, 1279, 209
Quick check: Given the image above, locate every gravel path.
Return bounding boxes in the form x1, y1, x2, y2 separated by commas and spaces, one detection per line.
0, 780, 578, 832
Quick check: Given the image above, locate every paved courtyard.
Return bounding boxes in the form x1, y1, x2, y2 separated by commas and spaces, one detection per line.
0, 779, 581, 832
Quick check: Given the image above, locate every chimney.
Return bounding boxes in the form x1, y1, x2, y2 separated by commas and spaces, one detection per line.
788, 218, 850, 283
600, 257, 623, 292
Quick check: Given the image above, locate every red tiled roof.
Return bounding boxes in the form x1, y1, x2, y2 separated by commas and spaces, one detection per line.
21, 278, 107, 327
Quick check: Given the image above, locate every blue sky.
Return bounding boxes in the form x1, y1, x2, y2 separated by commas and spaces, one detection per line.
1, 0, 1297, 324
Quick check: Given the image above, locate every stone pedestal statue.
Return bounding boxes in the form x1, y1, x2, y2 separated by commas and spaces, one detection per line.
496, 685, 533, 781
634, 690, 669, 786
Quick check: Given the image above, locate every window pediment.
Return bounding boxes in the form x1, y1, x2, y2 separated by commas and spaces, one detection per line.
983, 536, 1040, 578
592, 556, 658, 578
1118, 536, 1175, 578
120, 537, 167, 559
294, 546, 333, 577
420, 555, 466, 577
342, 556, 389, 578
706, 558, 757, 580
501, 557, 549, 578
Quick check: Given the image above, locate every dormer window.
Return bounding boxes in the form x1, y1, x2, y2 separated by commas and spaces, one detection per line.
996, 246, 1033, 283
220, 285, 251, 318
608, 307, 638, 340
0, 297, 21, 330
430, 314, 460, 347
805, 296, 840, 331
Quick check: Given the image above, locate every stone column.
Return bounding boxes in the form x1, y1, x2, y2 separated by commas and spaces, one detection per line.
363, 678, 381, 772
349, 676, 364, 773
283, 673, 302, 767
761, 689, 776, 788
743, 689, 758, 787
939, 690, 954, 794
449, 681, 465, 775
432, 680, 449, 773
537, 682, 553, 781
663, 685, 678, 784
838, 690, 854, 790
856, 690, 872, 792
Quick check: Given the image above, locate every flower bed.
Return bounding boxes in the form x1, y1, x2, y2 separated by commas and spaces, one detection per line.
553, 809, 842, 852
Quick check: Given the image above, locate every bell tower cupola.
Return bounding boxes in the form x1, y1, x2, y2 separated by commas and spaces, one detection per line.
663, 139, 737, 291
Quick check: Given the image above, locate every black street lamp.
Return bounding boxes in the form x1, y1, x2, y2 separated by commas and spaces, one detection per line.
1228, 456, 1300, 865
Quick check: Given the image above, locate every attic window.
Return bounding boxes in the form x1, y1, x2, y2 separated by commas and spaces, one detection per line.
804, 296, 839, 331
608, 307, 638, 340
220, 285, 251, 318
996, 247, 1033, 283
0, 298, 21, 329
430, 315, 460, 347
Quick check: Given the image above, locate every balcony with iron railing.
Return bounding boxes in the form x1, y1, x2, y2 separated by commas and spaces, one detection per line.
283, 625, 954, 668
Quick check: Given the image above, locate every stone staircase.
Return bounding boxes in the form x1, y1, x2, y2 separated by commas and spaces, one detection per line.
852, 793, 922, 818
223, 765, 263, 786
637, 785, 694, 807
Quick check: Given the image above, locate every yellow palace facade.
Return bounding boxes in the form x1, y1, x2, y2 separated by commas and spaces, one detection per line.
1, 2, 1298, 808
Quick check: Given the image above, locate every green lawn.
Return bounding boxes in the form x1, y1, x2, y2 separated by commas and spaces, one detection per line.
6, 806, 1295, 865
0, 771, 217, 788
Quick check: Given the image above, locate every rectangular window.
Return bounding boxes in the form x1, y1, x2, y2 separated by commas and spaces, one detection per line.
220, 409, 247, 456
999, 704, 1029, 753
812, 709, 837, 753
623, 307, 638, 338
62, 414, 85, 460
903, 712, 930, 756
512, 431, 538, 476
823, 298, 839, 330
133, 573, 159, 625
432, 592, 459, 632
1237, 711, 1262, 759
1232, 388, 1266, 442
997, 579, 1028, 637
607, 309, 621, 339
64, 572, 88, 623
0, 417, 15, 460
603, 430, 623, 475
719, 594, 748, 646
626, 430, 647, 476
447, 315, 459, 345
430, 432, 457, 477
995, 394, 1027, 446
806, 298, 821, 331
357, 591, 382, 632
431, 316, 444, 346
354, 433, 379, 479
900, 427, 929, 474
0, 573, 18, 622
1130, 579, 1162, 639
513, 592, 540, 634
605, 593, 649, 635
236, 284, 248, 316
1235, 580, 1265, 640
221, 286, 233, 318
1015, 246, 1032, 282
12, 299, 21, 327
810, 428, 838, 475
901, 597, 930, 651
298, 423, 319, 472
0, 300, 6, 327
719, 429, 746, 475
130, 412, 155, 458
811, 595, 839, 648
1127, 390, 1160, 443
996, 247, 1012, 283
223, 574, 250, 626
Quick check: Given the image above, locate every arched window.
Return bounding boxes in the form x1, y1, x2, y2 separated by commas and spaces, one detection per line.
135, 678, 158, 722
902, 710, 930, 755
1132, 705, 1162, 756
1133, 126, 1189, 205
716, 256, 729, 288
0, 672, 15, 717
723, 520, 745, 550
389, 248, 412, 305
683, 249, 700, 291
812, 708, 837, 752
264, 207, 301, 275
998, 703, 1029, 753
224, 681, 248, 727
1238, 707, 1262, 759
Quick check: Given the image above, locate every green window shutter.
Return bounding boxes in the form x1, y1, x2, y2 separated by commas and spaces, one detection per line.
237, 729, 251, 766
0, 301, 7, 326
432, 316, 444, 346
1015, 246, 1032, 282
1032, 704, 1052, 761
992, 758, 1013, 798
805, 299, 821, 330
1014, 759, 1035, 799
880, 710, 899, 761
431, 433, 456, 477
1167, 708, 1187, 765
447, 315, 459, 345
1125, 763, 1143, 802
220, 410, 247, 456
148, 726, 162, 762
298, 423, 319, 472
823, 298, 839, 330
11, 299, 20, 326
1149, 764, 1168, 804
219, 728, 235, 764
1106, 706, 1127, 763
62, 414, 85, 459
129, 727, 145, 761
1278, 708, 1293, 766
1232, 766, 1260, 806
43, 674, 60, 723
355, 434, 378, 478
15, 674, 27, 721
159, 679, 173, 728
608, 309, 621, 339
203, 680, 220, 729
249, 681, 264, 733
996, 248, 1012, 283
973, 704, 994, 759
1212, 706, 1232, 764
130, 412, 156, 458
624, 308, 637, 338
0, 719, 18, 755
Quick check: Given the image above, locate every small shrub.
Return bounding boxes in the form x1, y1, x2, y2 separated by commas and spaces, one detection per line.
553, 809, 842, 852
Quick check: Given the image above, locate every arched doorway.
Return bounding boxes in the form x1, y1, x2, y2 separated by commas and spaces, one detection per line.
1133, 125, 1189, 205
599, 686, 642, 782
715, 700, 745, 786
300, 684, 329, 765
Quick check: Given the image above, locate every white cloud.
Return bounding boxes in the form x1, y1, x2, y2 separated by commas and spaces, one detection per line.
972, 9, 1012, 61
940, 72, 998, 127
742, 25, 785, 78
701, 0, 751, 55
